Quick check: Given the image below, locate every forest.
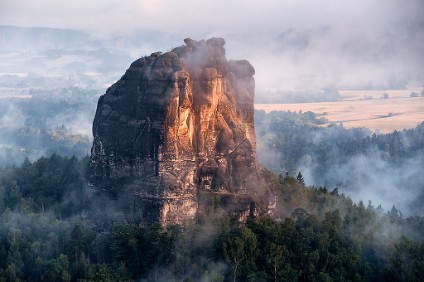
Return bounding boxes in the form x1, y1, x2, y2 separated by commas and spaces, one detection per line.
0, 154, 423, 281
255, 110, 424, 175
1, 5, 424, 281
255, 110, 424, 215
0, 92, 423, 281
0, 87, 95, 166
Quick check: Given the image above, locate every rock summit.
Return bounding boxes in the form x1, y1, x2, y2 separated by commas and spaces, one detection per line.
89, 38, 274, 226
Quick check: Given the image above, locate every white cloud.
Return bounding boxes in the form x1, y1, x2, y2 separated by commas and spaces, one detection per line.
0, 0, 423, 90
1, 0, 422, 34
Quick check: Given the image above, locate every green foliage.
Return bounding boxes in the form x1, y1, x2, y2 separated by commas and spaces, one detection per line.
0, 155, 423, 281
386, 236, 424, 281
0, 86, 97, 166
223, 227, 258, 281
255, 110, 424, 184
0, 154, 88, 215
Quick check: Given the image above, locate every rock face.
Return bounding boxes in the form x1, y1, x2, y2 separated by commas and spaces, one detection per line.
89, 38, 271, 226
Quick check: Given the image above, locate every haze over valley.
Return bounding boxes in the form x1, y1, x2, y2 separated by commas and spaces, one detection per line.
256, 86, 424, 133
0, 1, 423, 281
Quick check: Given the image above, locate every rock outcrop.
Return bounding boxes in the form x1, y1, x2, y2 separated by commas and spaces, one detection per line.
89, 38, 273, 226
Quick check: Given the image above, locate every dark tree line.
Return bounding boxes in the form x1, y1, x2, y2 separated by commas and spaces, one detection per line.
0, 155, 423, 281
0, 87, 96, 167
255, 110, 424, 176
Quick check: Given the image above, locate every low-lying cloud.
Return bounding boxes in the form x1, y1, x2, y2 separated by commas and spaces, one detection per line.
1, 0, 423, 92
300, 152, 424, 216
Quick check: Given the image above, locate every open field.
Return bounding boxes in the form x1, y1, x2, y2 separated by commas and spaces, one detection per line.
255, 87, 424, 133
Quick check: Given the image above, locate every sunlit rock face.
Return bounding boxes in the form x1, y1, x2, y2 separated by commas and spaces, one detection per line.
89, 38, 269, 226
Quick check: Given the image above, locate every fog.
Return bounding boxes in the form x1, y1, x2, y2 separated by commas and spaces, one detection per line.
300, 151, 424, 216
1, 0, 423, 92
0, 1, 423, 211
255, 109, 424, 216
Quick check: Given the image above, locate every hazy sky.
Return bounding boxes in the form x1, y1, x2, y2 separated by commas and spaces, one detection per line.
1, 0, 424, 90
1, 0, 423, 34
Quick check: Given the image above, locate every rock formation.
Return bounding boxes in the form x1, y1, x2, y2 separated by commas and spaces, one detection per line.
89, 38, 273, 226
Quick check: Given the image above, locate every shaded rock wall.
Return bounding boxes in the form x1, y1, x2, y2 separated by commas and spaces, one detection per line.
89, 38, 270, 226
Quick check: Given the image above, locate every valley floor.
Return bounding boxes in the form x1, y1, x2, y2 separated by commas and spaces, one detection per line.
256, 87, 424, 133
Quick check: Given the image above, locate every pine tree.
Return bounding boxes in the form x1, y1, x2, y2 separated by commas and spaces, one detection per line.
296, 172, 305, 185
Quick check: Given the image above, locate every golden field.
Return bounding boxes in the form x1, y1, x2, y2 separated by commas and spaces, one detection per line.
255, 87, 424, 133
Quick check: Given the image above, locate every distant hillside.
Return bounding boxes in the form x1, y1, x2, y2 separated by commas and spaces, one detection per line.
0, 25, 87, 50
256, 87, 424, 132
255, 88, 341, 103
255, 110, 424, 215
0, 87, 96, 166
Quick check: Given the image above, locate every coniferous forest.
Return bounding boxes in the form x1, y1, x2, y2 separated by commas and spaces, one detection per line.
1, 2, 424, 281
0, 154, 423, 281
255, 110, 424, 216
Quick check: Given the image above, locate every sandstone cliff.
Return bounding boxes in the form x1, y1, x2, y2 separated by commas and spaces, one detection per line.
89, 38, 273, 226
